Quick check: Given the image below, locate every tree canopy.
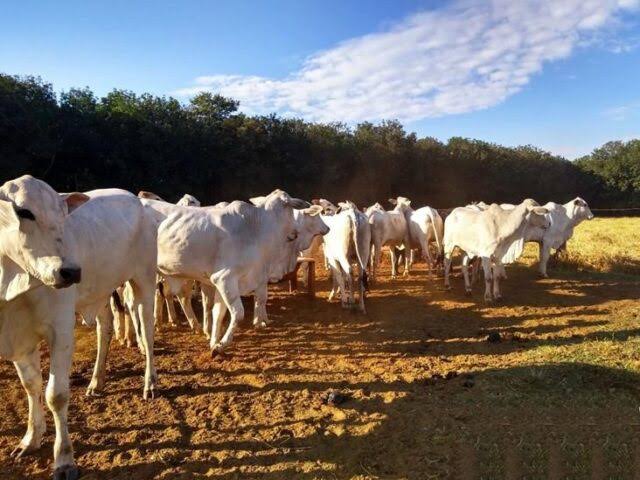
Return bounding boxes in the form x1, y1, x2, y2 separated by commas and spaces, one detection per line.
1, 73, 637, 209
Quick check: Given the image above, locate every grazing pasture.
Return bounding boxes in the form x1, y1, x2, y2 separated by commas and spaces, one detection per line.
0, 217, 639, 479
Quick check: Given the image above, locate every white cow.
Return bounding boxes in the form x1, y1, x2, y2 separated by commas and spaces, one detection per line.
177, 194, 201, 207
1, 180, 158, 479
443, 199, 550, 302
322, 202, 371, 312
365, 201, 410, 280
389, 196, 443, 271
156, 190, 320, 354
0, 176, 87, 480
524, 197, 594, 277
298, 198, 339, 279
133, 193, 205, 333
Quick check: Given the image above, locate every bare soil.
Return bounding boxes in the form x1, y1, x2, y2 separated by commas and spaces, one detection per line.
1, 257, 639, 479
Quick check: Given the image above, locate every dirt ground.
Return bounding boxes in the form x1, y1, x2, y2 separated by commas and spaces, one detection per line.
1, 233, 640, 478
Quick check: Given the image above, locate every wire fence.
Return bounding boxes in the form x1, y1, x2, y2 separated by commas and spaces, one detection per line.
436, 206, 640, 218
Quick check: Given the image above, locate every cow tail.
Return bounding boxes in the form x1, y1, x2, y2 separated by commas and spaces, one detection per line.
426, 208, 442, 258
111, 290, 124, 312
157, 280, 165, 298
349, 210, 369, 291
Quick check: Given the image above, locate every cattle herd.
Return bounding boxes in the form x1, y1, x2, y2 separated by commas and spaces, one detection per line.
0, 175, 594, 480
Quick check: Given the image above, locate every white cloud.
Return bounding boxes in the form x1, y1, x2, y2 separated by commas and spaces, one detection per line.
174, 0, 639, 123
603, 101, 640, 120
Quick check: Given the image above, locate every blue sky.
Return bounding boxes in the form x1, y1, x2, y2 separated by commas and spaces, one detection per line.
2, 0, 639, 158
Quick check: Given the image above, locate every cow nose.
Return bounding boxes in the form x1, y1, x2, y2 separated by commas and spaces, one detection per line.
60, 267, 82, 285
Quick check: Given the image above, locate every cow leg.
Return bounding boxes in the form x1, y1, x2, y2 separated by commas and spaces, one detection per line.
357, 265, 367, 314
165, 296, 179, 326
253, 284, 269, 329
370, 242, 380, 282
209, 289, 228, 348
201, 284, 216, 340
153, 287, 165, 330
327, 259, 342, 302
402, 236, 411, 276
211, 277, 244, 354
346, 267, 355, 308
131, 283, 158, 400
126, 298, 145, 355
492, 264, 503, 301
11, 349, 46, 458
539, 242, 551, 277
421, 239, 434, 272
389, 247, 398, 279
443, 247, 454, 290
336, 259, 352, 308
111, 295, 124, 345
482, 257, 493, 303
462, 255, 472, 295
87, 305, 113, 396
177, 286, 200, 332
47, 328, 77, 480
123, 310, 136, 348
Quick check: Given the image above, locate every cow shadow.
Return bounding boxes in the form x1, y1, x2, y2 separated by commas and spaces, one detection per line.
22, 363, 640, 479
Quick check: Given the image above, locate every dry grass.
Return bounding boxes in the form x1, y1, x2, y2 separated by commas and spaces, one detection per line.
520, 217, 640, 276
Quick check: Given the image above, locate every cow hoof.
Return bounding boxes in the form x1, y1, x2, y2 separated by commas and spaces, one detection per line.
253, 320, 267, 329
53, 464, 79, 480
211, 344, 226, 357
465, 290, 472, 297
11, 443, 38, 459
85, 385, 103, 397
444, 285, 452, 291
143, 386, 156, 401
538, 272, 549, 278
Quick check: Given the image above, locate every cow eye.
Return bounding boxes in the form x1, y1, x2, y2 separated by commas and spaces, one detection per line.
15, 208, 36, 221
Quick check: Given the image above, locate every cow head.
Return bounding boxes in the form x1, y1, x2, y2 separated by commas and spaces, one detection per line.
525, 205, 550, 229
0, 176, 88, 297
177, 194, 201, 207
312, 198, 339, 216
296, 205, 329, 242
138, 190, 165, 201
255, 189, 309, 211
364, 202, 384, 217
389, 196, 412, 212
570, 197, 594, 221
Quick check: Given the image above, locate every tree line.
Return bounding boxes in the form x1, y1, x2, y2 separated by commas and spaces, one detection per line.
1, 73, 638, 210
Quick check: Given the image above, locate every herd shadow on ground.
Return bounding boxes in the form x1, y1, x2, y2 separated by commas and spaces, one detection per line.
62, 362, 640, 479
1, 260, 639, 479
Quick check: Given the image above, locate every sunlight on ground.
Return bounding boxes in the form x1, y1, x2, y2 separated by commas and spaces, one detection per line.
0, 217, 638, 479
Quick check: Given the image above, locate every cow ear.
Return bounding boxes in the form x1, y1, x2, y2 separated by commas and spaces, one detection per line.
311, 199, 321, 205
303, 205, 323, 216
0, 255, 40, 302
529, 206, 548, 215
60, 192, 90, 213
249, 196, 266, 207
0, 200, 19, 229
388, 198, 397, 205
288, 198, 311, 209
